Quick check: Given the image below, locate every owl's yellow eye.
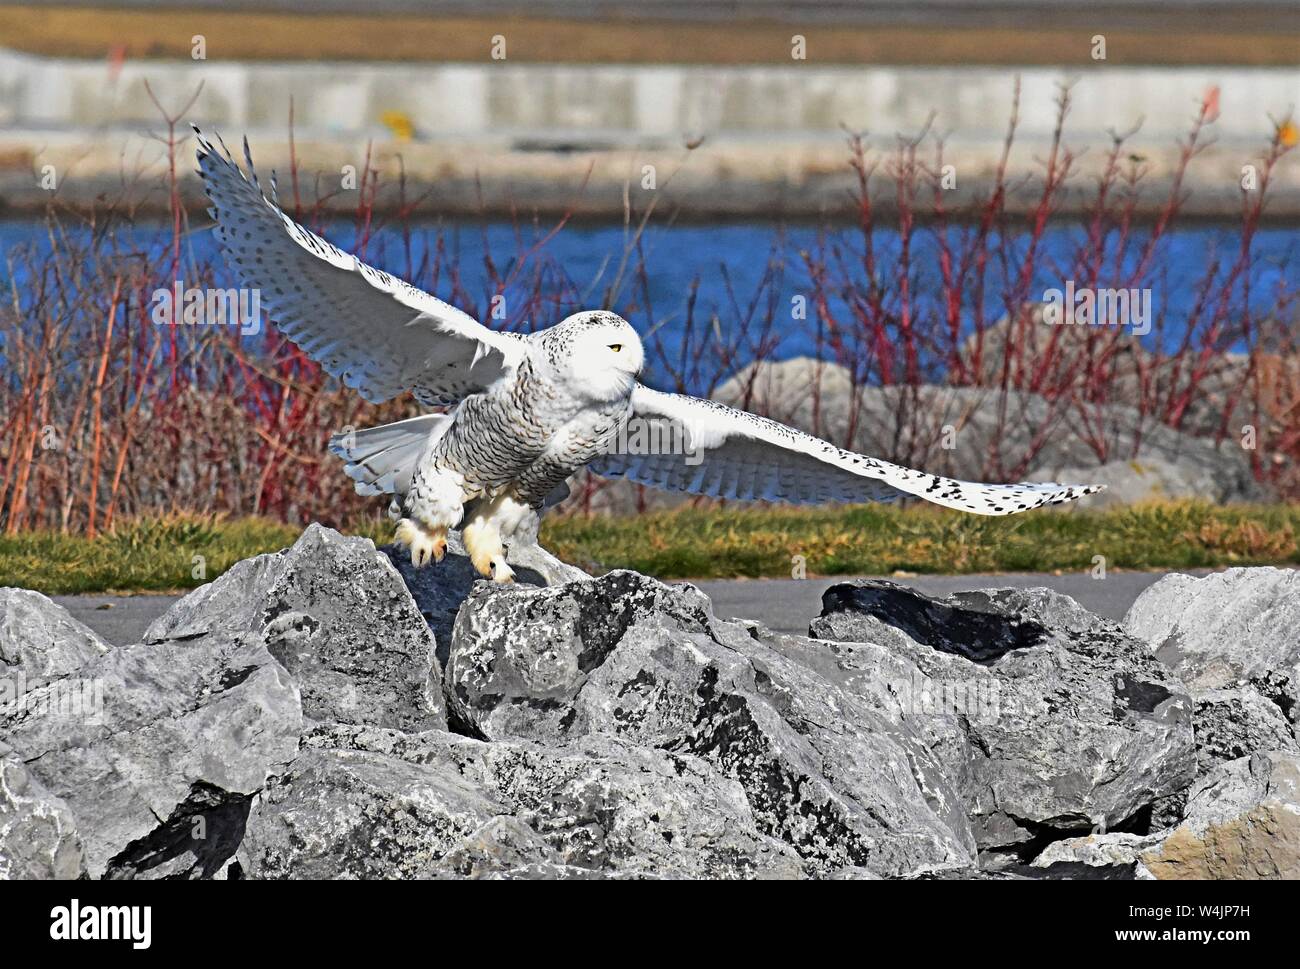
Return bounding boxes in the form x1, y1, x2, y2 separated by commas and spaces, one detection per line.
608, 343, 623, 352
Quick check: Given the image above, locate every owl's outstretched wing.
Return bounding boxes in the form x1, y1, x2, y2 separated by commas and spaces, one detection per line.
588, 386, 1103, 513
194, 126, 524, 406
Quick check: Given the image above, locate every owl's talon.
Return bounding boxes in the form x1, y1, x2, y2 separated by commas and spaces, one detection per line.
394, 518, 447, 569
489, 558, 515, 584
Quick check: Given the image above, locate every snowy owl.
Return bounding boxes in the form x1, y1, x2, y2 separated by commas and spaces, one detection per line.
195, 129, 1101, 583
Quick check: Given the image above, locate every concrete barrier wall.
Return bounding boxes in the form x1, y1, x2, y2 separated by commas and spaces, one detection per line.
1, 49, 1296, 217
3, 49, 1296, 142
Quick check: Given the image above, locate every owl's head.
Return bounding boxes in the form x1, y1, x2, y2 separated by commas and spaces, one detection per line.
549, 311, 644, 400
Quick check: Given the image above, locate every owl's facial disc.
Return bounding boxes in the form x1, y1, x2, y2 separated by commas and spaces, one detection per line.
600, 333, 643, 375
558, 311, 644, 399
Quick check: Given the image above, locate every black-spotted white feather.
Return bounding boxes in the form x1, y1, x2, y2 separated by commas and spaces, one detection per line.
588, 387, 1103, 514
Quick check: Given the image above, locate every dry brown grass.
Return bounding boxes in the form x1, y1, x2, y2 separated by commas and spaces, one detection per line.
2, 6, 1297, 66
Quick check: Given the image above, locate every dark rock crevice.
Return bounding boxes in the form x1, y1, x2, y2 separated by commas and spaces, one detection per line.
104, 782, 253, 880
818, 580, 1049, 663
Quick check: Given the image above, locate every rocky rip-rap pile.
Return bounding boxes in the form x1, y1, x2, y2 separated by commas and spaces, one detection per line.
1, 526, 1297, 879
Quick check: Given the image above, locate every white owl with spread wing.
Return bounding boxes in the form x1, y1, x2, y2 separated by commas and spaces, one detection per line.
196, 129, 1101, 583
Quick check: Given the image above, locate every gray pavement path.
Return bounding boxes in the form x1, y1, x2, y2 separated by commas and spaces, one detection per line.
692, 570, 1184, 635
52, 594, 180, 648
53, 570, 1207, 646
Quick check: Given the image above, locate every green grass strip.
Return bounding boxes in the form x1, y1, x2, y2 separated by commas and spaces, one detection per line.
2, 500, 1296, 595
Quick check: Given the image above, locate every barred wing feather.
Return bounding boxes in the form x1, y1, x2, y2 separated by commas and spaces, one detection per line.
589, 386, 1103, 514
194, 126, 523, 406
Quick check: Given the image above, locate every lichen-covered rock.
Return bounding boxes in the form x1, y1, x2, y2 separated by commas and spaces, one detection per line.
382, 531, 589, 667
146, 523, 445, 732
445, 571, 976, 877
1192, 689, 1298, 772
239, 723, 802, 879
0, 751, 85, 879
806, 580, 1196, 859
1137, 750, 1300, 879
1123, 567, 1300, 725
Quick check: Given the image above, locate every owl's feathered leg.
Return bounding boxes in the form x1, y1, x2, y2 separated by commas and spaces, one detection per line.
396, 466, 464, 568
462, 493, 518, 583
462, 517, 513, 583
462, 489, 543, 583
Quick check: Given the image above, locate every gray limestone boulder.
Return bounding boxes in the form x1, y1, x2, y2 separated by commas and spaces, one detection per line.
0, 525, 449, 879
0, 750, 85, 880
0, 592, 301, 878
239, 722, 802, 880
147, 523, 446, 733
445, 570, 978, 877
1030, 750, 1300, 881
5, 526, 1294, 880
1030, 831, 1161, 879
1124, 567, 1300, 727
1, 587, 110, 687
381, 530, 589, 669
805, 580, 1196, 859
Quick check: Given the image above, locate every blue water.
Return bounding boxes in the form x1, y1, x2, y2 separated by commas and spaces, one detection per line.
3, 218, 1296, 390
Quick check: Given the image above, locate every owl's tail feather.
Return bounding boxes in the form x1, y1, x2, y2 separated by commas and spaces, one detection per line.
328, 414, 452, 496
